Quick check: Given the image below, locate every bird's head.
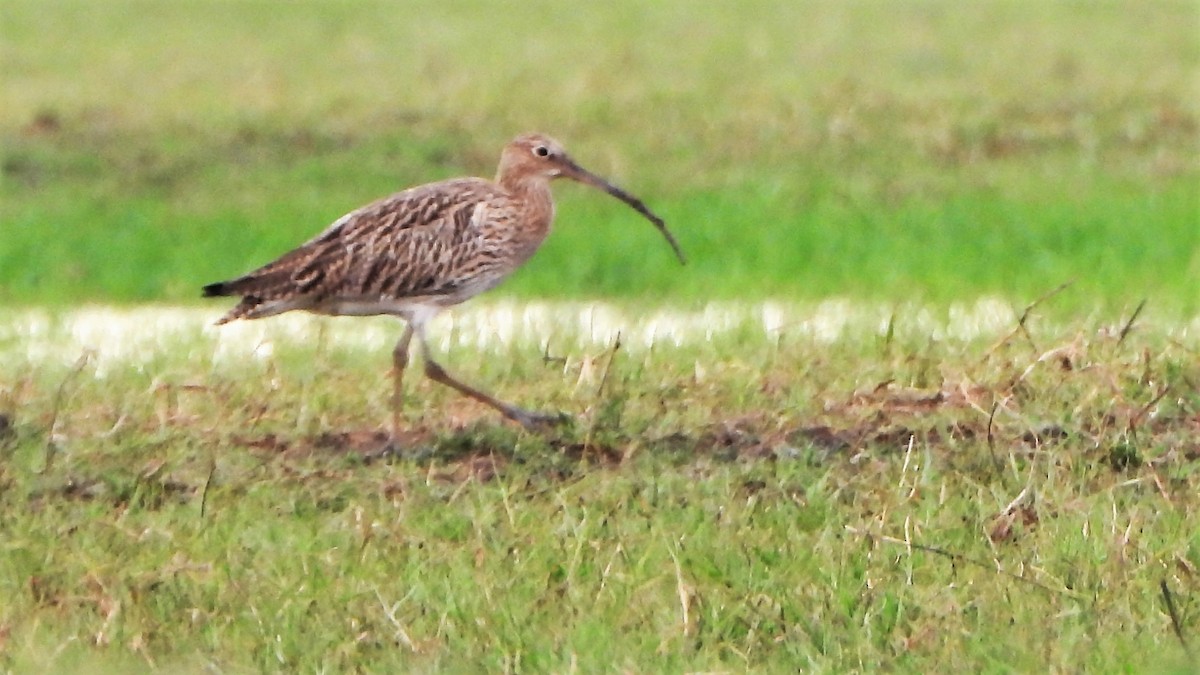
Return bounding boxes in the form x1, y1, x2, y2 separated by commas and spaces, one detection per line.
496, 133, 686, 265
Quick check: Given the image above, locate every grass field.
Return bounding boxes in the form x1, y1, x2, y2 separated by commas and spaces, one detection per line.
1, 303, 1199, 671
1, 1, 1197, 309
2, 0, 1200, 672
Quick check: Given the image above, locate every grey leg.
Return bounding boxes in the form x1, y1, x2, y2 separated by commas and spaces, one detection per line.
390, 322, 415, 442
414, 324, 568, 430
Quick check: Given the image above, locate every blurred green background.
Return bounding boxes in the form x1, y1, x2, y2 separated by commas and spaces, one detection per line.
1, 1, 1196, 310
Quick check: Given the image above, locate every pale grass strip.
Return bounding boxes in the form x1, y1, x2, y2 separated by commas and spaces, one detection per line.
2, 299, 1196, 375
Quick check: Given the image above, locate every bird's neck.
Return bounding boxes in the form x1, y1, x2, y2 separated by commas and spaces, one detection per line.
499, 175, 556, 231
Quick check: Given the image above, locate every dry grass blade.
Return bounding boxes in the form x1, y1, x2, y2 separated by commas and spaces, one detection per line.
987, 399, 1003, 477
666, 543, 696, 637
596, 331, 623, 399
40, 349, 94, 473
1117, 299, 1148, 347
1129, 385, 1172, 438
1159, 579, 1192, 657
199, 457, 217, 520
846, 526, 1080, 598
984, 280, 1075, 358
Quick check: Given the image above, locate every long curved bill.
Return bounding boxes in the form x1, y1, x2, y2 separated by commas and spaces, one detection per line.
562, 160, 687, 265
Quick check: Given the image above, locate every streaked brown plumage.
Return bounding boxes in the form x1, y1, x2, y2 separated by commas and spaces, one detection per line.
204, 132, 684, 441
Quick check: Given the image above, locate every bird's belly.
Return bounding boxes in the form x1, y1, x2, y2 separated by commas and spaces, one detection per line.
309, 275, 507, 320
310, 295, 454, 320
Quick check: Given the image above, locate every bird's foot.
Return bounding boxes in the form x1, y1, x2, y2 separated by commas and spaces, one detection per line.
366, 432, 435, 462
508, 408, 574, 431
365, 439, 404, 462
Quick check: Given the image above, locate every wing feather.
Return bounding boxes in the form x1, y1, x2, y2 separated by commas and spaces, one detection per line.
205, 178, 507, 322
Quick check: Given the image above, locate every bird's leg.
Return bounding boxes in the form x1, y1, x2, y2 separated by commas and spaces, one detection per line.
415, 325, 569, 430
389, 322, 415, 445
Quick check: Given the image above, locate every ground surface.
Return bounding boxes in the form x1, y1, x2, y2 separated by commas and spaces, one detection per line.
1, 303, 1199, 672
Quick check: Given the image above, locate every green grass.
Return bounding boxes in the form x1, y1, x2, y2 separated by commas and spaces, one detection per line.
1, 305, 1198, 671
1, 1, 1199, 671
1, 1, 1197, 309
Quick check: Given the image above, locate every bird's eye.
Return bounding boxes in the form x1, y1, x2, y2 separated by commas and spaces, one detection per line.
533, 145, 550, 158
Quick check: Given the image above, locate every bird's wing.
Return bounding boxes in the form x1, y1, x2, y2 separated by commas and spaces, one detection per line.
204, 178, 506, 319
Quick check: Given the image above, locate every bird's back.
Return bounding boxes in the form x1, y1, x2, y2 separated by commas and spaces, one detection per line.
204, 177, 544, 324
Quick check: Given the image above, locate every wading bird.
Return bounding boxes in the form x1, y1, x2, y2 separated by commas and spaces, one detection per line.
204, 133, 685, 445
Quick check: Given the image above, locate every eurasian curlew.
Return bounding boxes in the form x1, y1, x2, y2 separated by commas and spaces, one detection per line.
204, 133, 685, 444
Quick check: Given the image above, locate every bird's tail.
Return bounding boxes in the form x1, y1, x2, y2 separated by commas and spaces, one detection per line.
202, 279, 258, 324
202, 281, 231, 298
